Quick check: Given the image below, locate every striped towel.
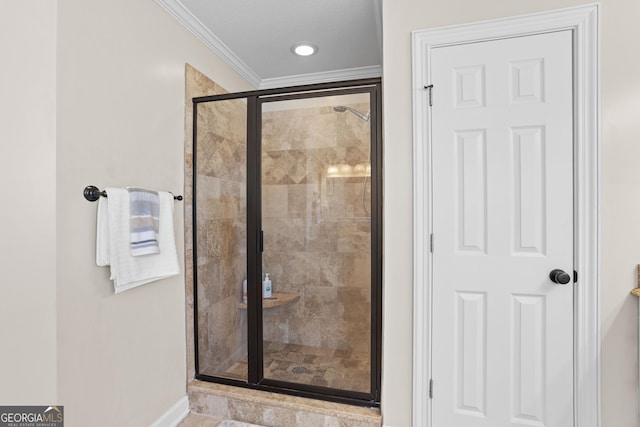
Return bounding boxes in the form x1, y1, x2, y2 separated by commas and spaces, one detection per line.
128, 188, 160, 256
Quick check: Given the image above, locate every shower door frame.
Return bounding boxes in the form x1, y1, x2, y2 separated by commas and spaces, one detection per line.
191, 78, 383, 407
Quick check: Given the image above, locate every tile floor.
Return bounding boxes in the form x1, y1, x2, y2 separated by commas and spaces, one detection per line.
221, 341, 370, 393
179, 414, 265, 427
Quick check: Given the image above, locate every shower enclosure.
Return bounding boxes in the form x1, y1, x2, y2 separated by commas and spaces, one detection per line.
192, 79, 381, 405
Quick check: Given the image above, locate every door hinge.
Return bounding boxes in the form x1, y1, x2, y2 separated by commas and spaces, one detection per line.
429, 379, 433, 398
430, 234, 434, 252
424, 84, 434, 106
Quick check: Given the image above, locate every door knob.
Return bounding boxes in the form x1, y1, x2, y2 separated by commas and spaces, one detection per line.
549, 269, 571, 285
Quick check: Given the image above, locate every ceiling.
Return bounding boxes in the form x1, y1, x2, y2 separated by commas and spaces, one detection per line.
155, 0, 382, 89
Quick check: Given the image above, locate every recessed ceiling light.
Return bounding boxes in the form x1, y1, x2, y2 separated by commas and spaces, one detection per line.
291, 43, 318, 57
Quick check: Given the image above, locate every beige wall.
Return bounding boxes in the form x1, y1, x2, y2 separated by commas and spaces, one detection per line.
382, 0, 640, 426
0, 0, 57, 405
55, 0, 251, 426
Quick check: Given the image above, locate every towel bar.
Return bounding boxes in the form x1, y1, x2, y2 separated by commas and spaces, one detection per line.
83, 185, 183, 202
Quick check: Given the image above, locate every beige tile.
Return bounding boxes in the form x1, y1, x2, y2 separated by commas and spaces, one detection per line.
263, 217, 305, 253
189, 389, 230, 420
178, 413, 223, 427
262, 185, 288, 218
228, 400, 297, 427
287, 184, 312, 217
187, 381, 381, 426
294, 411, 337, 427
186, 65, 230, 382
305, 220, 338, 253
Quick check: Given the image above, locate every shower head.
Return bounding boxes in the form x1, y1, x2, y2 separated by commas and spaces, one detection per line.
333, 106, 370, 122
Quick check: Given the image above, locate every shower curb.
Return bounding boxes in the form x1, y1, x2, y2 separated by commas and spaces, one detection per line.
188, 380, 382, 427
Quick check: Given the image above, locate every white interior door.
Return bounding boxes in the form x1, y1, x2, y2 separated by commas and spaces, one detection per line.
431, 30, 574, 427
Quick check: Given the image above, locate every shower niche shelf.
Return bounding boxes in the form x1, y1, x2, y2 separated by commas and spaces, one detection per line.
236, 292, 299, 310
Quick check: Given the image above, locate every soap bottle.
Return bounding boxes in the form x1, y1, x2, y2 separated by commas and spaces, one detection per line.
242, 279, 248, 305
263, 273, 272, 299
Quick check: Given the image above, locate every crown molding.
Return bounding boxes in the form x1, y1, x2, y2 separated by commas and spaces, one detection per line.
155, 0, 382, 89
258, 65, 382, 89
155, 0, 262, 88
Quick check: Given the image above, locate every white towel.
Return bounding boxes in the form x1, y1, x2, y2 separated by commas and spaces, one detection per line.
96, 187, 180, 293
96, 194, 110, 267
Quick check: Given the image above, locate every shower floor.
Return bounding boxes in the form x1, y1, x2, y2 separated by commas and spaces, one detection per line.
223, 341, 370, 393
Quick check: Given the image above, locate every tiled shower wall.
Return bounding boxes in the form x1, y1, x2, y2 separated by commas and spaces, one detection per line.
261, 104, 372, 355
194, 93, 248, 376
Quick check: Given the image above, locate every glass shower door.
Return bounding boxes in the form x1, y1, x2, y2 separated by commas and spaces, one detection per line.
192, 79, 382, 406
260, 92, 373, 394
194, 98, 248, 382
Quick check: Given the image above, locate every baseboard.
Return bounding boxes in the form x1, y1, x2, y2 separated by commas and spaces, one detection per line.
150, 395, 190, 427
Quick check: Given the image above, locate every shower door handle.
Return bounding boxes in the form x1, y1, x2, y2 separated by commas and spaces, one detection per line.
258, 230, 264, 253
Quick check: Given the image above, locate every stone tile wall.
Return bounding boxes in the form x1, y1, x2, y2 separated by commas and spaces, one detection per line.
186, 64, 222, 382
261, 104, 372, 356
195, 99, 249, 377
186, 65, 248, 378
188, 381, 382, 427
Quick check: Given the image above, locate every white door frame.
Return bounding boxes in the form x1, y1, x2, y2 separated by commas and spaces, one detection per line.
411, 4, 600, 427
